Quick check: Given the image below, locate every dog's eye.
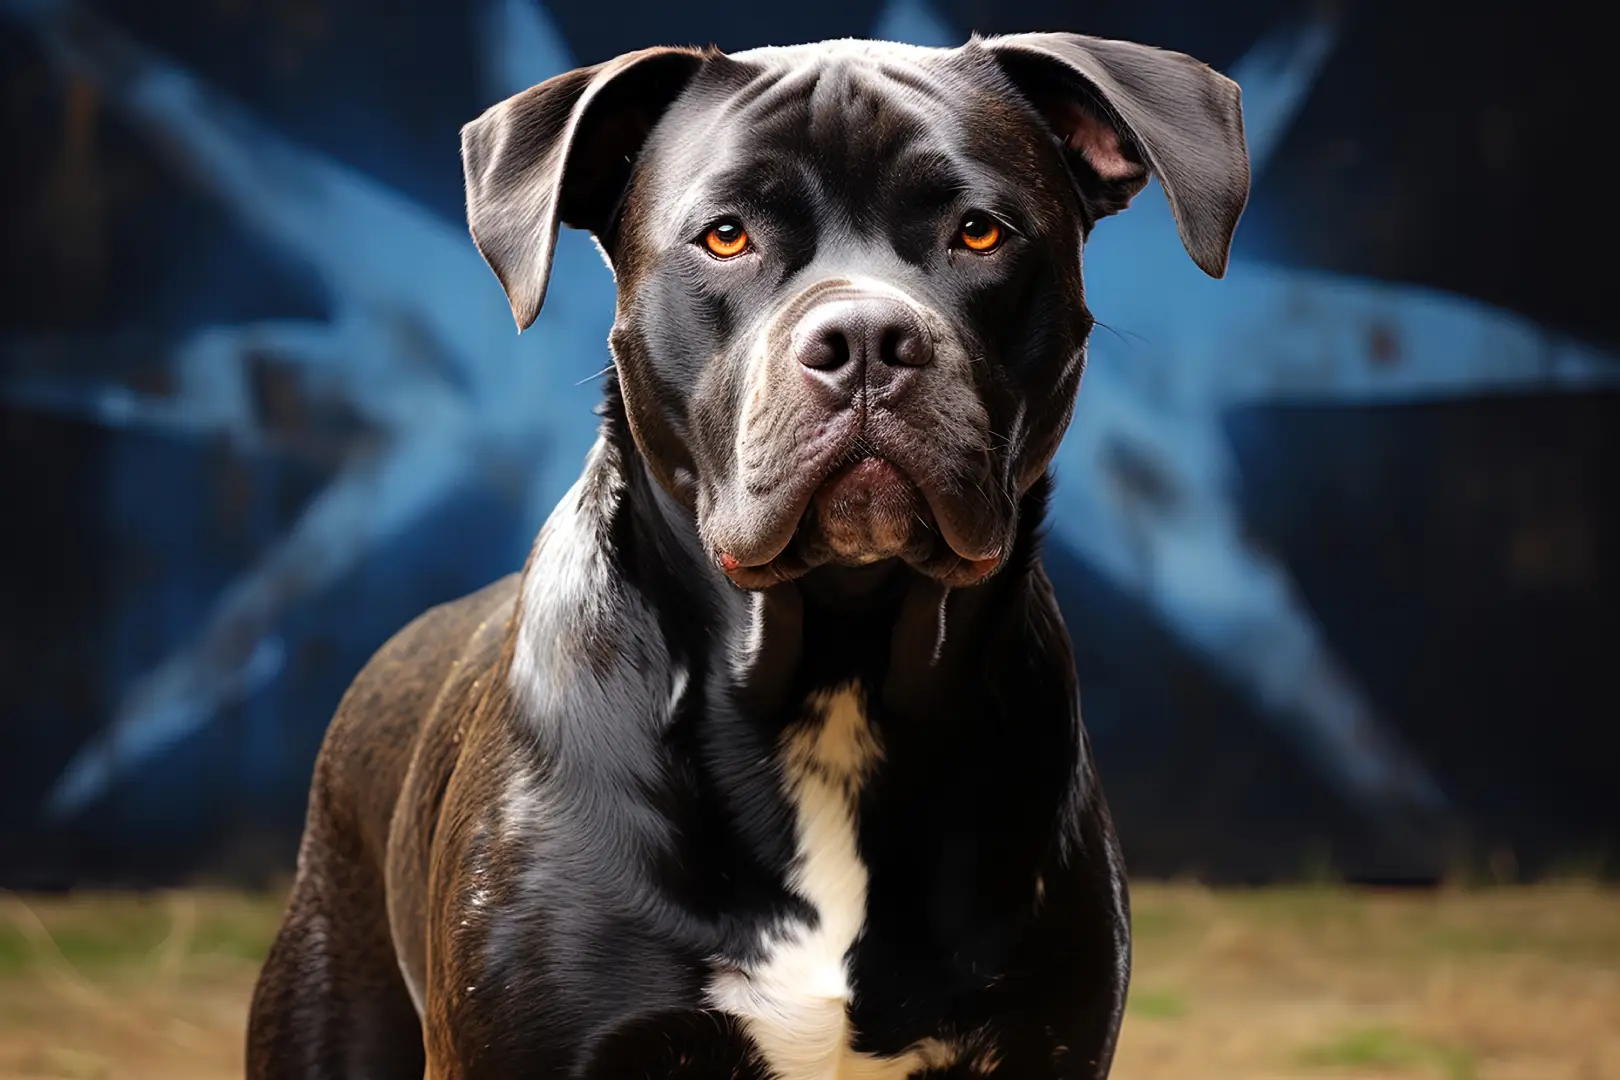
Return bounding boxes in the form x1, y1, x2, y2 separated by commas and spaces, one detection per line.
958, 214, 1003, 253
702, 220, 751, 259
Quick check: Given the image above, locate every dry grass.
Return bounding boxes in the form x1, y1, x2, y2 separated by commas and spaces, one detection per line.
1119, 883, 1620, 1080
0, 884, 1616, 1078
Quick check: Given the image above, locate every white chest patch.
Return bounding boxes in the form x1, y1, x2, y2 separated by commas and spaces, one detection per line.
707, 687, 973, 1080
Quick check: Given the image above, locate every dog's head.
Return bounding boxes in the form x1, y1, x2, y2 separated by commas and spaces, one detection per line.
462, 34, 1248, 588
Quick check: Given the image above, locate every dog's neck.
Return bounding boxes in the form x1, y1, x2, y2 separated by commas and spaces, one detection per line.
499, 387, 1077, 930
615, 391, 1048, 711
506, 381, 1052, 737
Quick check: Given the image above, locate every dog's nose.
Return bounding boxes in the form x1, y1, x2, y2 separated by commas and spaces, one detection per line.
792, 298, 934, 383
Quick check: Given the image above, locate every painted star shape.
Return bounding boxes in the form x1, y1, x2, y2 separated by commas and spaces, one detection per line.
5, 0, 1615, 838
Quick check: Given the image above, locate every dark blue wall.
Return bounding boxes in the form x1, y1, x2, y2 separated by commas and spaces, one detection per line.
1, 0, 1615, 886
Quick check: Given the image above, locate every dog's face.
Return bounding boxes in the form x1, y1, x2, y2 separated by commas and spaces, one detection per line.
462, 36, 1248, 588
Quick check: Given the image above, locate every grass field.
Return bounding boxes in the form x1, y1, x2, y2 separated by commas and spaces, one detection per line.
0, 884, 1616, 1079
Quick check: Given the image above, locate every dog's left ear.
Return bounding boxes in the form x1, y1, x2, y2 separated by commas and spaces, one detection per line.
461, 46, 708, 330
981, 33, 1250, 278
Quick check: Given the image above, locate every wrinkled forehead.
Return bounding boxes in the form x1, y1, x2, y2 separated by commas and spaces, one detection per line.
635, 40, 1064, 235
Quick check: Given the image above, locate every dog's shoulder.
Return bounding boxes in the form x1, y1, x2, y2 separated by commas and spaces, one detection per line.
309, 574, 519, 864
328, 573, 518, 757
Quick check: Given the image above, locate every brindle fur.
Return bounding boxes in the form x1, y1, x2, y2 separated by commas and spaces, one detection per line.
247, 29, 1247, 1080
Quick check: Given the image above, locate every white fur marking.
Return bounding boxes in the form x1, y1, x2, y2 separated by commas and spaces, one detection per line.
668, 664, 690, 719
397, 951, 426, 1018
500, 766, 549, 846
728, 590, 771, 683
510, 437, 620, 717
708, 687, 970, 1079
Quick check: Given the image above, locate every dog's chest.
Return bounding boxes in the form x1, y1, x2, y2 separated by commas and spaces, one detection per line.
706, 686, 979, 1080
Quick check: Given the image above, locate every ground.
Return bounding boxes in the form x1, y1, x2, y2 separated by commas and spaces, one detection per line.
0, 884, 1615, 1079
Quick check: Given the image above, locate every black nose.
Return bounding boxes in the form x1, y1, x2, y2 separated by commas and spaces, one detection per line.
792, 297, 934, 378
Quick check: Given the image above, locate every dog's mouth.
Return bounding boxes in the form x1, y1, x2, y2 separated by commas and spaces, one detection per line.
717, 446, 1005, 589
808, 455, 926, 563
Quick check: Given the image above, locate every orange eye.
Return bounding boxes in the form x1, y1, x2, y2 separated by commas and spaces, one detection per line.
703, 220, 750, 258
959, 215, 1003, 253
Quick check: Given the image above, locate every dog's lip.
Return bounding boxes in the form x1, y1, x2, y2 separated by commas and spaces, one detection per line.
715, 430, 858, 570
716, 426, 1003, 577
876, 444, 1002, 565
719, 451, 908, 572
724, 459, 997, 576
878, 442, 1003, 566
923, 489, 1003, 564
812, 455, 916, 511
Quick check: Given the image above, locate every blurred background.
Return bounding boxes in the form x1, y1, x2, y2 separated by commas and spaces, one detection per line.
0, 0, 1616, 1075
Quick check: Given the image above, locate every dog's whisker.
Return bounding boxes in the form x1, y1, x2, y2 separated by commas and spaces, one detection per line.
1092, 318, 1150, 350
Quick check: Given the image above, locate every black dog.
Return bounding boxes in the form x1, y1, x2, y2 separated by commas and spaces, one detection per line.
247, 30, 1248, 1080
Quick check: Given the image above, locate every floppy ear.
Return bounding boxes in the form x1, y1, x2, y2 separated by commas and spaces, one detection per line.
981, 33, 1250, 278
461, 46, 707, 330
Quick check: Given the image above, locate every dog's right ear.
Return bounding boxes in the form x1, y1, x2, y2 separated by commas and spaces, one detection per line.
461, 47, 707, 331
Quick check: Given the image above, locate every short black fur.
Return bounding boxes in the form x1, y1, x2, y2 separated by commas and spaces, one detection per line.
247, 30, 1248, 1080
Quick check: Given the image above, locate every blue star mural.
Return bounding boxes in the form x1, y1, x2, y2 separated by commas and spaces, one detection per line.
3, 0, 1615, 851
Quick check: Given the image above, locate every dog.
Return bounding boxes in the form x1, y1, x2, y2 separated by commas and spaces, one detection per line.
246, 28, 1248, 1080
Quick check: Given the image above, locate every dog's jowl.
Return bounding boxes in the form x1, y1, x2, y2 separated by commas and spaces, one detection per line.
246, 32, 1249, 1080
